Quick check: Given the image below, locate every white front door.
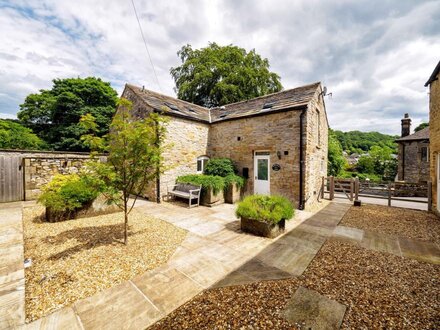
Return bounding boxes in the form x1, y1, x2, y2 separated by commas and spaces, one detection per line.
254, 152, 270, 195
437, 153, 440, 212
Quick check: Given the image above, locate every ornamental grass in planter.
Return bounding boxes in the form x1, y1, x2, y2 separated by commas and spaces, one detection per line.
236, 195, 294, 238
176, 174, 225, 206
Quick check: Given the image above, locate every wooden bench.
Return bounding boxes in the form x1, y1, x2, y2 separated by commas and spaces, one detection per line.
167, 183, 202, 208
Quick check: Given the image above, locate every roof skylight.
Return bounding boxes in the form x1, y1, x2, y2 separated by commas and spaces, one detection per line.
165, 102, 180, 111
262, 102, 275, 109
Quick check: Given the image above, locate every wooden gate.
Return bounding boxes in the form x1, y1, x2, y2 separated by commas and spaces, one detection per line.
0, 155, 24, 203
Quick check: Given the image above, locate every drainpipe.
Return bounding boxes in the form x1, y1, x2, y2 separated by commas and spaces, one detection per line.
299, 109, 306, 210
402, 144, 405, 181
155, 119, 161, 203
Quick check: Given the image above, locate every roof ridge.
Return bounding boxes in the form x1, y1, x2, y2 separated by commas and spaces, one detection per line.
213, 82, 321, 108
396, 126, 429, 141
125, 84, 209, 111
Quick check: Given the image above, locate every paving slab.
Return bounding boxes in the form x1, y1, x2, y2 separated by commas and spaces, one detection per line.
0, 278, 25, 330
132, 267, 202, 314
211, 270, 256, 288
282, 286, 347, 330
332, 225, 364, 243
0, 202, 25, 329
23, 307, 83, 330
170, 250, 233, 288
398, 237, 440, 264
74, 281, 162, 330
258, 243, 317, 275
359, 231, 401, 256
276, 230, 327, 251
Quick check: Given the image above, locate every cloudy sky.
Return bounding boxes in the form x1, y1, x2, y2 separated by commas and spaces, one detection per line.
0, 0, 439, 135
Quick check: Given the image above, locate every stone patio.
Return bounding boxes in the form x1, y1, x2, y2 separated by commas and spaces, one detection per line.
1, 199, 437, 329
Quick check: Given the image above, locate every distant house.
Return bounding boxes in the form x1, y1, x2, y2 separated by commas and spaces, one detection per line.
425, 60, 440, 214
121, 82, 329, 209
395, 113, 429, 183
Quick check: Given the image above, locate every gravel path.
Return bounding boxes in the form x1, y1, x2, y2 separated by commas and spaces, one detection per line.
23, 205, 187, 322
340, 204, 440, 242
150, 240, 440, 330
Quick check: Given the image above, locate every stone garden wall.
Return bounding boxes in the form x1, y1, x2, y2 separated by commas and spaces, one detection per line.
0, 150, 104, 201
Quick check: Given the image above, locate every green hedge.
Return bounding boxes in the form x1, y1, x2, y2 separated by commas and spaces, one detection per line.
176, 174, 225, 194
38, 173, 102, 213
236, 195, 294, 224
204, 158, 236, 177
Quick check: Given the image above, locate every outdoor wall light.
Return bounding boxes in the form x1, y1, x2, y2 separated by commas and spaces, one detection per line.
277, 151, 282, 159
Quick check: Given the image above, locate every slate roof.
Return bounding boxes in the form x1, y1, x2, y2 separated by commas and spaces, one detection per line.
125, 82, 321, 123
396, 127, 429, 142
424, 60, 440, 87
209, 82, 320, 122
125, 84, 210, 122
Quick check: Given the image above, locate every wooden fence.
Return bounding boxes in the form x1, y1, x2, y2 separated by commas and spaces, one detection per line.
321, 176, 432, 210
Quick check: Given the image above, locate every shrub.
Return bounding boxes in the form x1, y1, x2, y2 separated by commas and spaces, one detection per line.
38, 173, 101, 213
235, 195, 294, 224
224, 174, 245, 188
176, 174, 225, 194
204, 158, 236, 177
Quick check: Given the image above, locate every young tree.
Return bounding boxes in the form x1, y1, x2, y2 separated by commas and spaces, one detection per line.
0, 119, 46, 150
170, 43, 283, 107
18, 77, 118, 151
81, 98, 167, 244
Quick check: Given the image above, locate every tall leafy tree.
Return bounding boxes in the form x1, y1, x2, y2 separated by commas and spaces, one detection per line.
414, 122, 429, 132
18, 77, 118, 151
170, 43, 283, 107
80, 99, 168, 244
332, 130, 398, 154
0, 119, 46, 150
327, 130, 346, 176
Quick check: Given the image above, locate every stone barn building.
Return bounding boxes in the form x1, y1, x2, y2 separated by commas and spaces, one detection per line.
396, 113, 430, 183
425, 60, 440, 214
122, 82, 329, 210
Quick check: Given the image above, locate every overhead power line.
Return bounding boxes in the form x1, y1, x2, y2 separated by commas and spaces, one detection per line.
130, 0, 162, 92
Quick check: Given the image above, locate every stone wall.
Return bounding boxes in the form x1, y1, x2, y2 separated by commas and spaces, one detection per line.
0, 150, 96, 201
158, 117, 209, 201
429, 72, 440, 213
397, 141, 430, 183
122, 85, 329, 208
209, 111, 302, 206
122, 87, 210, 201
303, 88, 328, 207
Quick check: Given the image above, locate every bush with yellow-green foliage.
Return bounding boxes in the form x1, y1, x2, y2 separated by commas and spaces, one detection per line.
38, 173, 102, 214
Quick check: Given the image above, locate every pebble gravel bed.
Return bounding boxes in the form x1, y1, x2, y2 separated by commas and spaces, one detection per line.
23, 205, 187, 322
340, 204, 440, 242
150, 240, 440, 330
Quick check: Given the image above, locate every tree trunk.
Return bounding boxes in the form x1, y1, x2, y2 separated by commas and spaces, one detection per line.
123, 191, 128, 245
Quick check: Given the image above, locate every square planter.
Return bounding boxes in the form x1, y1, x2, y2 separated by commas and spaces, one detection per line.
45, 194, 119, 222
240, 217, 286, 238
224, 182, 241, 204
200, 187, 224, 207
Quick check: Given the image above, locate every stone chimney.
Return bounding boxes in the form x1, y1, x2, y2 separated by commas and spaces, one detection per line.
401, 113, 411, 137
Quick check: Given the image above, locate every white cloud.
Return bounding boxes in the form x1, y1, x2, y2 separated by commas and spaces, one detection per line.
0, 0, 438, 135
